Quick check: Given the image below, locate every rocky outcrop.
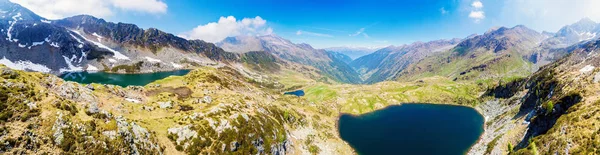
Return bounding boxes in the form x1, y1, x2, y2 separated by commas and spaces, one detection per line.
167, 125, 198, 148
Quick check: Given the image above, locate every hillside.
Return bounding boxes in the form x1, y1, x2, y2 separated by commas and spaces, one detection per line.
466, 38, 600, 155
0, 64, 359, 154
350, 39, 461, 83
397, 25, 545, 82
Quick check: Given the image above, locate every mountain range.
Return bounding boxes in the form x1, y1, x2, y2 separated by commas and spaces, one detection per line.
217, 35, 361, 83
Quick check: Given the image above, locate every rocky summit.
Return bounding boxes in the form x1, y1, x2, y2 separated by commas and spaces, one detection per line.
2, 0, 600, 155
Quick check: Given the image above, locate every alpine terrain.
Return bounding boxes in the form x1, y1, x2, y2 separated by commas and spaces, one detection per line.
2, 0, 600, 155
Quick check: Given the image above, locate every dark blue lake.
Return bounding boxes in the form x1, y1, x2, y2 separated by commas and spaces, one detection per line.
338, 104, 484, 155
59, 70, 190, 87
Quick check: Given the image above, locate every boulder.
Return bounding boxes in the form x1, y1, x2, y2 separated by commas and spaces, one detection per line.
86, 84, 94, 90
203, 96, 212, 104
87, 102, 100, 114
167, 125, 198, 145
158, 101, 172, 109
230, 141, 240, 152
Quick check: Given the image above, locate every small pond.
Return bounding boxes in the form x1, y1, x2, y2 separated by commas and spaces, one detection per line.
284, 90, 305, 97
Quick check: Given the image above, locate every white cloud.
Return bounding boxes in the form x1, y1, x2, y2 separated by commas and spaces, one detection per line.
471, 1, 483, 9
180, 16, 273, 43
440, 7, 449, 14
350, 28, 365, 37
349, 28, 370, 38
469, 11, 485, 22
468, 0, 485, 22
498, 0, 600, 32
9, 0, 167, 19
296, 30, 333, 37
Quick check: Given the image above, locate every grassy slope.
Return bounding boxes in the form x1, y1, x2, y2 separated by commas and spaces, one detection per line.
0, 65, 357, 155
398, 49, 533, 87
274, 67, 483, 115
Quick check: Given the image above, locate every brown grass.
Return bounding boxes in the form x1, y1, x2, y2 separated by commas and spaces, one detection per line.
145, 86, 193, 99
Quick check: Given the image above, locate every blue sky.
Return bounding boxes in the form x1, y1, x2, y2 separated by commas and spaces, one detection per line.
12, 0, 600, 48
117, 0, 501, 48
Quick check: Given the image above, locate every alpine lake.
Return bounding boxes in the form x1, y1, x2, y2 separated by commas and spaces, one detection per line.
59, 70, 191, 87
338, 103, 484, 155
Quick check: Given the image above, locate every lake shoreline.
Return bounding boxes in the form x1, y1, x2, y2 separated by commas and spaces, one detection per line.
336, 103, 485, 155
60, 69, 193, 76
59, 70, 191, 87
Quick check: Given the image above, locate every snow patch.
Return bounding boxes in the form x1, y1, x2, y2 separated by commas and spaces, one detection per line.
578, 31, 597, 41
59, 55, 82, 73
6, 13, 21, 42
108, 59, 117, 63
171, 62, 183, 68
0, 56, 51, 73
145, 57, 162, 63
125, 98, 141, 103
28, 35, 51, 49
70, 30, 130, 60
68, 32, 84, 48
50, 42, 60, 48
92, 33, 103, 42
69, 32, 84, 43
87, 65, 99, 71
40, 19, 51, 23
579, 65, 595, 74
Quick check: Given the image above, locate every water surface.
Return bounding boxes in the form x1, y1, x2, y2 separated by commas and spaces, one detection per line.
60, 70, 190, 87
338, 104, 484, 155
284, 90, 305, 97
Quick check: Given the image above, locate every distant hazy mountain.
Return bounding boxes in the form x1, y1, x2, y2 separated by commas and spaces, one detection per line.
218, 35, 362, 83
350, 39, 461, 83
539, 18, 599, 49
554, 18, 599, 45
530, 18, 600, 67
326, 51, 353, 64
323, 46, 381, 60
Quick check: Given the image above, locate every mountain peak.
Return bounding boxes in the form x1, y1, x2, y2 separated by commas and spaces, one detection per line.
575, 17, 596, 25
552, 17, 600, 44
485, 26, 503, 34
296, 43, 314, 49
562, 17, 598, 32
0, 0, 44, 21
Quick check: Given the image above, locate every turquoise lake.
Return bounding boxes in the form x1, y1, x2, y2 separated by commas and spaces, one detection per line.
59, 70, 190, 87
